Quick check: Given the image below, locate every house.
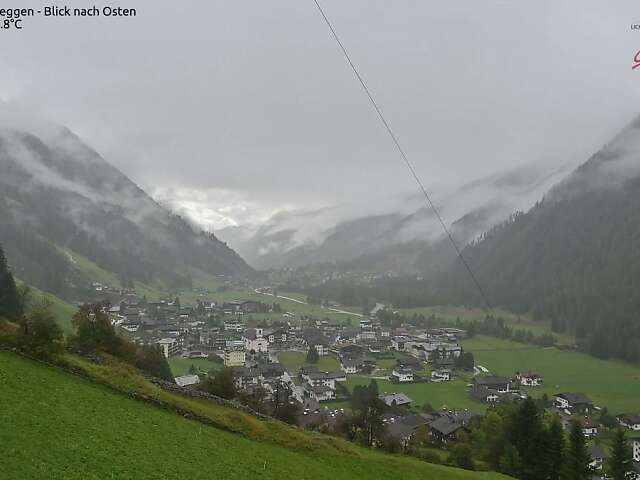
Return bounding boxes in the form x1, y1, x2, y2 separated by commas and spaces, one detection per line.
396, 356, 422, 371
157, 338, 180, 358
618, 413, 640, 431
341, 358, 364, 374
433, 357, 456, 368
470, 385, 501, 403
391, 336, 409, 351
303, 383, 335, 402
380, 392, 413, 408
516, 371, 543, 387
302, 327, 330, 356
357, 329, 377, 342
632, 433, 640, 463
234, 367, 261, 388
554, 393, 593, 412
224, 347, 246, 367
431, 369, 452, 382
263, 327, 288, 345
579, 417, 598, 437
259, 363, 286, 381
588, 444, 608, 471
174, 374, 200, 388
385, 414, 431, 447
428, 416, 464, 446
473, 375, 511, 393
303, 371, 346, 390
391, 368, 414, 383
239, 300, 266, 313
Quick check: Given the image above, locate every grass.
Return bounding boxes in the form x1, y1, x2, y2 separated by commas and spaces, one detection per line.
0, 351, 509, 480
346, 375, 483, 413
278, 351, 341, 372
342, 334, 640, 415
461, 335, 640, 414
14, 279, 77, 333
397, 306, 574, 344
168, 356, 223, 376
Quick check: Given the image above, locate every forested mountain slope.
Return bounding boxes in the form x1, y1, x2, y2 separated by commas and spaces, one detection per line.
0, 112, 253, 299
439, 115, 640, 362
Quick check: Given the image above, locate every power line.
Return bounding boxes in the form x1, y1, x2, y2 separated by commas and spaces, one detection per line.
311, 0, 494, 312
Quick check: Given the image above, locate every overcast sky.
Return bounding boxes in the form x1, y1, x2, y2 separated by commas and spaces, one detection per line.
2, 0, 640, 229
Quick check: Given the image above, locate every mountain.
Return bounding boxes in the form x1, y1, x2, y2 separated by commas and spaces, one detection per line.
436, 115, 640, 362
219, 161, 575, 272
0, 109, 253, 298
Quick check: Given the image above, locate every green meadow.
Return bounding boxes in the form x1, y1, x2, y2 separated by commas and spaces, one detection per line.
462, 335, 640, 414
278, 351, 341, 372
0, 351, 510, 480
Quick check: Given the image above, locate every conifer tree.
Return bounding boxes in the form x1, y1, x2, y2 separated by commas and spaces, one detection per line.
608, 428, 632, 480
562, 420, 591, 480
0, 244, 20, 320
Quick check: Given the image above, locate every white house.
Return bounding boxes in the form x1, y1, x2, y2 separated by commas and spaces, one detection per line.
618, 413, 640, 431
580, 417, 598, 437
633, 437, 640, 463
304, 383, 335, 402
314, 343, 328, 357
391, 336, 409, 351
554, 393, 593, 412
157, 338, 180, 358
516, 372, 543, 387
341, 358, 363, 374
391, 368, 414, 383
431, 369, 452, 382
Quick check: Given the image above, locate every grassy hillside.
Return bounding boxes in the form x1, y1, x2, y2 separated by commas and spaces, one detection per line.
13, 280, 77, 333
0, 351, 509, 480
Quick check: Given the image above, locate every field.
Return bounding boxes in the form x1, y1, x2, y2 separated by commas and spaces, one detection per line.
344, 335, 640, 414
462, 336, 640, 414
168, 356, 223, 376
0, 351, 509, 480
278, 351, 341, 372
346, 375, 483, 413
397, 306, 574, 344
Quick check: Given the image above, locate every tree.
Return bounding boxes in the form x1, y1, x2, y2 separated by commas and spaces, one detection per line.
608, 428, 633, 480
238, 386, 268, 413
70, 304, 130, 358
351, 380, 385, 446
16, 284, 32, 319
509, 397, 543, 480
0, 244, 20, 320
562, 419, 591, 480
306, 345, 319, 363
200, 367, 236, 399
188, 364, 198, 375
135, 344, 173, 381
449, 443, 475, 470
17, 300, 63, 357
499, 443, 521, 477
544, 415, 565, 480
455, 351, 475, 370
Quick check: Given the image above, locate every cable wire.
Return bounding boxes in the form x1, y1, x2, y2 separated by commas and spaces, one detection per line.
312, 0, 494, 312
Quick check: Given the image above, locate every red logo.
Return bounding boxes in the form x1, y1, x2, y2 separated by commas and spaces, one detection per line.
633, 50, 640, 69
